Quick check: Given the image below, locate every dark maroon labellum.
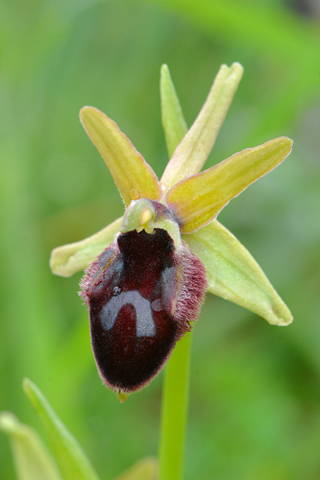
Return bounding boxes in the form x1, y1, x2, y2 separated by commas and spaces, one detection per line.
81, 228, 207, 394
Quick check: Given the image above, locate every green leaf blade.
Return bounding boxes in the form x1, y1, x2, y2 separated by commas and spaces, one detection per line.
184, 220, 293, 326
114, 457, 158, 480
23, 379, 100, 480
0, 412, 62, 480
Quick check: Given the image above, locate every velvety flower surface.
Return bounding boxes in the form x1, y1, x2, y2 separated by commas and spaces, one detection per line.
50, 63, 293, 395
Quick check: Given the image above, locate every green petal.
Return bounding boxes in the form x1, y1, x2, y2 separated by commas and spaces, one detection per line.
80, 107, 162, 206
167, 137, 293, 234
23, 379, 100, 480
50, 217, 122, 277
184, 221, 293, 326
114, 457, 158, 480
0, 412, 62, 480
160, 64, 188, 159
161, 62, 243, 192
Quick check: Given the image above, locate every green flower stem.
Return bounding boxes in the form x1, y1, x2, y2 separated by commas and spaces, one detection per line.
158, 332, 192, 480
159, 64, 191, 480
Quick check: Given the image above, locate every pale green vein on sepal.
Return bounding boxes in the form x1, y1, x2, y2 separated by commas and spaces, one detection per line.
184, 221, 293, 326
161, 62, 243, 192
23, 379, 100, 480
50, 217, 122, 277
80, 107, 162, 206
114, 457, 158, 480
0, 412, 62, 480
160, 64, 188, 160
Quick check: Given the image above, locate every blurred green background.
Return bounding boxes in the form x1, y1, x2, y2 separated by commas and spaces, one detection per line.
1, 0, 320, 479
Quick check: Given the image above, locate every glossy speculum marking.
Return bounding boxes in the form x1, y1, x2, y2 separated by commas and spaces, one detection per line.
81, 228, 207, 394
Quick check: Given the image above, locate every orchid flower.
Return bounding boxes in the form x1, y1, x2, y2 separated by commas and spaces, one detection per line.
50, 62, 293, 397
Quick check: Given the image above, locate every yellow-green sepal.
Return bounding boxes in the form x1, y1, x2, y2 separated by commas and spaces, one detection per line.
80, 107, 162, 206
167, 137, 293, 234
161, 62, 243, 192
0, 412, 62, 480
184, 220, 293, 326
50, 217, 122, 277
